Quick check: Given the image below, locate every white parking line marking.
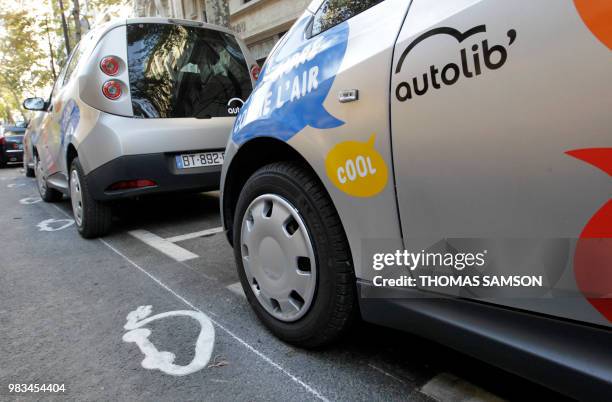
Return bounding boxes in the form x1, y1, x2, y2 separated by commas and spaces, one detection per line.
420, 373, 505, 402
123, 305, 215, 376
166, 226, 224, 243
7, 183, 26, 188
37, 218, 75, 232
99, 238, 328, 402
368, 363, 406, 385
227, 282, 246, 298
20, 197, 42, 205
129, 230, 199, 262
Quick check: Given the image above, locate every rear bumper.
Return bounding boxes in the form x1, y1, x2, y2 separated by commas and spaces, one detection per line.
85, 152, 221, 201
358, 281, 612, 400
1, 150, 24, 164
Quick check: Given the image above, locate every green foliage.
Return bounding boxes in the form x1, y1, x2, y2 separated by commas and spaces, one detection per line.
89, 0, 125, 11
0, 9, 54, 121
0, 0, 128, 121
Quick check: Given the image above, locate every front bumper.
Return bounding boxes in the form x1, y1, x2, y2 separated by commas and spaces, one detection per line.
86, 152, 221, 201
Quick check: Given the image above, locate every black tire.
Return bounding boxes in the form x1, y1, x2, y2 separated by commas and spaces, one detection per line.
24, 157, 35, 177
233, 161, 357, 348
70, 157, 112, 238
34, 154, 63, 202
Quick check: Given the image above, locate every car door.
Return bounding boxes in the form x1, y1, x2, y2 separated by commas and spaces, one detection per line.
38, 59, 71, 177
390, 0, 612, 326
47, 42, 86, 179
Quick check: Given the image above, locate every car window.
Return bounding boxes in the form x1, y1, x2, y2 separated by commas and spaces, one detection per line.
127, 23, 252, 119
311, 0, 385, 36
47, 50, 74, 105
63, 42, 84, 86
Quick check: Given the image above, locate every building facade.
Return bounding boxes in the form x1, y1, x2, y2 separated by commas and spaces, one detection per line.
132, 0, 310, 63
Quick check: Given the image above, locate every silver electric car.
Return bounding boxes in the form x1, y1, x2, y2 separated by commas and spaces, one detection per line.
221, 0, 612, 398
23, 18, 256, 238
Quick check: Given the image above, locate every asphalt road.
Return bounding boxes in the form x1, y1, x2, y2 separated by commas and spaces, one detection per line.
0, 165, 570, 402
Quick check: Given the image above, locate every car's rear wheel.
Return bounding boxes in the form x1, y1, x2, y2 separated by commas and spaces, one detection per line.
233, 161, 357, 348
34, 154, 62, 202
70, 157, 112, 238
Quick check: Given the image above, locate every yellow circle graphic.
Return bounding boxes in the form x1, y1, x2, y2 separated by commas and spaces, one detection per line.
325, 134, 389, 198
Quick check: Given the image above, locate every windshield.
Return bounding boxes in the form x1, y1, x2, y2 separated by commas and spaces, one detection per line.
3, 127, 26, 135
127, 23, 252, 119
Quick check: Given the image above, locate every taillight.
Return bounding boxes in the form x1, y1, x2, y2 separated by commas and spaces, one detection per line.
107, 179, 156, 191
102, 80, 122, 100
0, 137, 4, 146
100, 56, 120, 76
250, 64, 261, 81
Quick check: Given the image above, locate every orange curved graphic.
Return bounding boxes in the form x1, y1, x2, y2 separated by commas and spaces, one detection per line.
566, 148, 612, 322
574, 0, 612, 50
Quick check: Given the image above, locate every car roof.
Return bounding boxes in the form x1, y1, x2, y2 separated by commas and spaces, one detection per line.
95, 17, 239, 39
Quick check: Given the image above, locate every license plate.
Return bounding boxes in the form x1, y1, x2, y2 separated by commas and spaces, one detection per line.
176, 151, 225, 169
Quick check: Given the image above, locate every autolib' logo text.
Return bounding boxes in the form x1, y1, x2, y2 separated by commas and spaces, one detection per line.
395, 25, 517, 102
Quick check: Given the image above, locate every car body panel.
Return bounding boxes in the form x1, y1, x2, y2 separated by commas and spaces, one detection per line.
23, 112, 46, 170
79, 24, 133, 117
77, 109, 235, 176
359, 281, 612, 401
390, 0, 612, 326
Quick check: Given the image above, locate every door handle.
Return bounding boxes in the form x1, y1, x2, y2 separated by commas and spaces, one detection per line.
338, 89, 359, 103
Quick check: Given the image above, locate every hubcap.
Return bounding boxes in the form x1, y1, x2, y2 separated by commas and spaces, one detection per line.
70, 169, 83, 226
240, 194, 316, 322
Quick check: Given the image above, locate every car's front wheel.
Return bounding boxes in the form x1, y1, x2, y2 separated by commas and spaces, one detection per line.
34, 154, 62, 202
233, 161, 357, 348
70, 157, 112, 238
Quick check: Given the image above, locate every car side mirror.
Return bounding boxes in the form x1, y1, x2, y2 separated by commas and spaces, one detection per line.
22, 97, 46, 111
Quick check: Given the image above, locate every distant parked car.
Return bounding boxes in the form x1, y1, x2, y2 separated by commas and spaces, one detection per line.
23, 17, 256, 238
0, 122, 26, 168
23, 112, 45, 177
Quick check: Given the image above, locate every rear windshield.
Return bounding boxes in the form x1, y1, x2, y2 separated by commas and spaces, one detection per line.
127, 23, 252, 119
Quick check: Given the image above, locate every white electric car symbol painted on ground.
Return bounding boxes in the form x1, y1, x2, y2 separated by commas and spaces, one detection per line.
122, 305, 215, 376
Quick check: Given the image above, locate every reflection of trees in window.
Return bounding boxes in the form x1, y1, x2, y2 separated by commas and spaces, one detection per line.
313, 0, 383, 35
128, 24, 188, 118
127, 23, 252, 119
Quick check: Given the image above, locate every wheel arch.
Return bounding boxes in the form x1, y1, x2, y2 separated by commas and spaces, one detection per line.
66, 143, 78, 172
222, 137, 343, 248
